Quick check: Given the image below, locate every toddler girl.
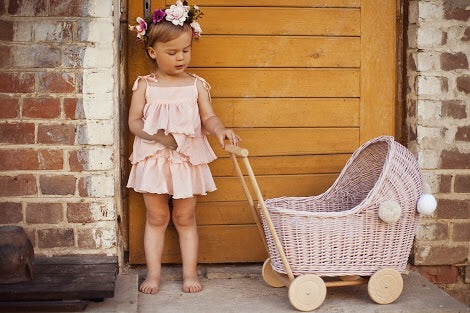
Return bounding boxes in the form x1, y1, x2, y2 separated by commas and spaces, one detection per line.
127, 1, 240, 294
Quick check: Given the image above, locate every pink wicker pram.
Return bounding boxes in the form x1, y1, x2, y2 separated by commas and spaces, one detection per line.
224, 136, 426, 311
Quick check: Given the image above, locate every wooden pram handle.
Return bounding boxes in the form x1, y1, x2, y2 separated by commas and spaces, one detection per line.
224, 144, 249, 157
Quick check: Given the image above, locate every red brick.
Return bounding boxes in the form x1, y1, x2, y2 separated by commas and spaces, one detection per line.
0, 46, 11, 68
8, 0, 47, 16
414, 245, 469, 265
37, 124, 75, 144
67, 202, 93, 223
0, 202, 23, 223
0, 1, 5, 15
64, 98, 84, 119
0, 96, 19, 118
39, 175, 76, 195
466, 266, 470, 283
0, 123, 35, 144
68, 150, 87, 171
77, 228, 97, 248
443, 1, 470, 21
0, 149, 38, 170
50, 0, 88, 17
441, 32, 448, 45
23, 97, 60, 119
452, 222, 470, 241
436, 199, 470, 219
457, 75, 470, 94
38, 150, 63, 170
38, 72, 75, 93
416, 222, 448, 241
26, 203, 63, 224
0, 174, 37, 196
455, 175, 470, 193
441, 149, 470, 169
441, 100, 467, 119
440, 175, 452, 193
37, 228, 74, 248
23, 227, 36, 247
78, 177, 89, 196
0, 72, 35, 93
463, 27, 470, 41
455, 126, 470, 142
416, 266, 459, 284
440, 52, 469, 71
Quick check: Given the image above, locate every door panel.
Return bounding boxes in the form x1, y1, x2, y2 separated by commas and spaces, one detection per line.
127, 0, 396, 263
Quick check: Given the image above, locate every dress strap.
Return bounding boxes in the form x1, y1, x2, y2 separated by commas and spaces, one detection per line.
131, 74, 159, 91
188, 73, 212, 102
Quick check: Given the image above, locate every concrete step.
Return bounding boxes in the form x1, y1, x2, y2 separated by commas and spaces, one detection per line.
86, 273, 138, 313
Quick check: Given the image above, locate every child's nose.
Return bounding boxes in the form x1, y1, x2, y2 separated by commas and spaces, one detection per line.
176, 52, 184, 60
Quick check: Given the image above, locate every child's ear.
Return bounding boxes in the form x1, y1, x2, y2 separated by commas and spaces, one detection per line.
147, 46, 157, 60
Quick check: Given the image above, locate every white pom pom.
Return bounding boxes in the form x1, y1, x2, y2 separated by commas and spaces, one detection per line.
417, 194, 437, 215
379, 200, 402, 223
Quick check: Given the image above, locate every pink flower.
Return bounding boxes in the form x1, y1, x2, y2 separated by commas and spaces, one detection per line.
152, 9, 166, 23
135, 17, 147, 38
165, 0, 189, 26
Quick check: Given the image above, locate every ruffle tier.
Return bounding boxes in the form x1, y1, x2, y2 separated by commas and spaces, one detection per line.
127, 148, 217, 199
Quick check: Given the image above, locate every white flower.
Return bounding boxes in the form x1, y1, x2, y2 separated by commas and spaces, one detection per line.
190, 21, 202, 37
165, 1, 189, 26
194, 5, 199, 10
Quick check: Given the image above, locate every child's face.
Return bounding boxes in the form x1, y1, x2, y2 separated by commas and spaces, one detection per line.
148, 31, 192, 76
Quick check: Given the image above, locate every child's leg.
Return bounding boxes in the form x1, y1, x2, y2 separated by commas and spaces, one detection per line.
140, 193, 170, 294
172, 196, 202, 293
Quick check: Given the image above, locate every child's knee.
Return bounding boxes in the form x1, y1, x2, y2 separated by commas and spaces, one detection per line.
147, 211, 170, 227
172, 210, 196, 227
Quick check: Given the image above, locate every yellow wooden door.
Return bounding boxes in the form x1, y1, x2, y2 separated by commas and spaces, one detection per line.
127, 0, 397, 264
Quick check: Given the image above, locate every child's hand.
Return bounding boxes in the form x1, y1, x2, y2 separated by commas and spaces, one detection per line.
215, 128, 241, 148
152, 130, 178, 150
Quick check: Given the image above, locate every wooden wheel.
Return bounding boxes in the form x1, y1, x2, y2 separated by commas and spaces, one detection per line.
262, 258, 286, 288
288, 274, 326, 312
368, 269, 403, 304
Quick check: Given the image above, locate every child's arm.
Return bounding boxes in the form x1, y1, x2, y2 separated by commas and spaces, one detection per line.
196, 80, 240, 148
128, 79, 177, 149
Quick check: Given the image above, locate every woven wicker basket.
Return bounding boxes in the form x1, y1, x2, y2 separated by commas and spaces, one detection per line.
261, 136, 424, 277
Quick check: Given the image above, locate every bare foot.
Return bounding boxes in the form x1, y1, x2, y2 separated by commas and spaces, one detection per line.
139, 275, 160, 294
183, 276, 202, 293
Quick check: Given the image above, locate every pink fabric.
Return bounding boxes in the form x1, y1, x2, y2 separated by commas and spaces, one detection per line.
127, 74, 217, 198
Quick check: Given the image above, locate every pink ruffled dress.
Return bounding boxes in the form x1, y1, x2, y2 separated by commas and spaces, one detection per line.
126, 73, 217, 199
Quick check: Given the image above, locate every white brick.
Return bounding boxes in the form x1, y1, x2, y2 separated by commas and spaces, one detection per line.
416, 223, 441, 241
409, 0, 418, 24
82, 93, 114, 119
83, 45, 114, 68
83, 147, 114, 170
417, 76, 442, 96
91, 200, 115, 221
13, 22, 32, 41
422, 172, 441, 194
78, 19, 114, 43
418, 1, 443, 22
84, 175, 115, 197
416, 51, 440, 71
408, 25, 418, 49
418, 149, 441, 169
87, 0, 113, 17
77, 120, 114, 145
417, 99, 442, 121
417, 125, 443, 147
83, 69, 114, 94
417, 26, 442, 49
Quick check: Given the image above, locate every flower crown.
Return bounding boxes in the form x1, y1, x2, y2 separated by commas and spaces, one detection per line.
128, 0, 203, 43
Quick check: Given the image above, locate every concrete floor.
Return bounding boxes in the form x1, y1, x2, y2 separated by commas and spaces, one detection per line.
83, 265, 469, 313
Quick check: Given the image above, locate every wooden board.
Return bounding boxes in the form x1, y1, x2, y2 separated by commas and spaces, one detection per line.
191, 36, 360, 68
0, 256, 118, 301
191, 0, 361, 7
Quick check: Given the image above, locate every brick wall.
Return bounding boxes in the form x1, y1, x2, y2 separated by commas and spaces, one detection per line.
0, 0, 121, 257
407, 0, 470, 304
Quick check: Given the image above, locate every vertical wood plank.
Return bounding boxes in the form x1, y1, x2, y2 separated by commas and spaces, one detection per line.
360, 0, 397, 143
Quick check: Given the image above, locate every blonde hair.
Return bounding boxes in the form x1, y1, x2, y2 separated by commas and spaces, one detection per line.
146, 21, 192, 59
